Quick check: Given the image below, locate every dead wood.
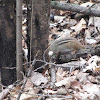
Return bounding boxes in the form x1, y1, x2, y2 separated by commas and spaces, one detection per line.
53, 45, 100, 63
51, 1, 100, 17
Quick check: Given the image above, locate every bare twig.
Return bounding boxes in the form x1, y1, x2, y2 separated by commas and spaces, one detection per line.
17, 58, 36, 100
29, 0, 33, 68
0, 85, 14, 100
23, 59, 82, 73
3, 86, 73, 99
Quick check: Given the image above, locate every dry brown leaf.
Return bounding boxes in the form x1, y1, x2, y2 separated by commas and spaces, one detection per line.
31, 72, 48, 86
57, 87, 67, 95
70, 80, 82, 90
55, 76, 76, 87
83, 55, 100, 72
43, 89, 57, 94
71, 18, 86, 32
76, 72, 89, 84
56, 67, 67, 82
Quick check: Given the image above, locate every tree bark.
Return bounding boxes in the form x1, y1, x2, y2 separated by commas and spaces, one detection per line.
51, 1, 100, 17
28, 0, 51, 72
16, 0, 23, 81
0, 1, 16, 86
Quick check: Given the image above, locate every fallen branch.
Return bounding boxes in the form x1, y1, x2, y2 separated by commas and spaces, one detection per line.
23, 59, 85, 72
55, 45, 100, 63
51, 1, 100, 17
0, 85, 13, 100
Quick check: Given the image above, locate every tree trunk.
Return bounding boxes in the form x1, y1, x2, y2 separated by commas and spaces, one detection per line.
16, 0, 23, 81
27, 0, 51, 72
0, 1, 16, 86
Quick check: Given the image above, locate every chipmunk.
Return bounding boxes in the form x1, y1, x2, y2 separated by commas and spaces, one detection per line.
48, 37, 85, 57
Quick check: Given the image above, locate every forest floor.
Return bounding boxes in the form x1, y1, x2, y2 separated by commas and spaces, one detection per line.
1, 0, 100, 100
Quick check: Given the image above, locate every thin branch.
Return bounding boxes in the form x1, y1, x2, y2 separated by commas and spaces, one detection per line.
30, 0, 34, 67
2, 86, 73, 99
0, 85, 14, 100
17, 58, 36, 100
